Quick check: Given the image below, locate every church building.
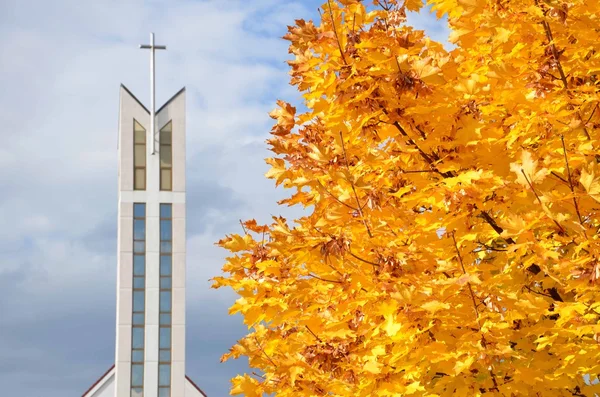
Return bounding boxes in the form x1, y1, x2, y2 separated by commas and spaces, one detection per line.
81, 34, 206, 397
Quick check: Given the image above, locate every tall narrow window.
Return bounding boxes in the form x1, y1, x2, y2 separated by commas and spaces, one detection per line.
158, 204, 172, 397
134, 120, 146, 190
132, 203, 146, 397
160, 122, 172, 191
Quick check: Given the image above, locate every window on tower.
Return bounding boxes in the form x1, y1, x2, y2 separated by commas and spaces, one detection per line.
158, 203, 172, 397
160, 121, 172, 191
132, 203, 146, 397
134, 120, 146, 191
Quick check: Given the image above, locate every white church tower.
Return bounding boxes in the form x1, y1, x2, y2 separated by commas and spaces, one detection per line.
81, 34, 206, 397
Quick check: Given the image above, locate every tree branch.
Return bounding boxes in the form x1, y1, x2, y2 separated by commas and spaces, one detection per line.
535, 0, 569, 89
316, 179, 358, 211
340, 131, 373, 238
327, 0, 348, 66
347, 249, 380, 267
451, 232, 482, 329
560, 135, 587, 235
520, 169, 567, 234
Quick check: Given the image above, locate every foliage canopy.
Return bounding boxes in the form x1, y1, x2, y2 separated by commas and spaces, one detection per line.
213, 0, 600, 395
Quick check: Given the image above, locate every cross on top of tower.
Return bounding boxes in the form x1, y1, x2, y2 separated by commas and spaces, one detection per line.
139, 33, 166, 155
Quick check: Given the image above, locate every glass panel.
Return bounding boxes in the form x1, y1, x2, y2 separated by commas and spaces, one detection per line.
135, 127, 146, 143
160, 242, 172, 253
133, 255, 145, 275
159, 327, 171, 348
131, 364, 144, 386
160, 277, 172, 289
131, 387, 143, 397
134, 120, 146, 133
160, 313, 171, 325
160, 169, 172, 191
133, 291, 145, 311
158, 364, 171, 386
160, 127, 172, 144
160, 291, 172, 312
160, 220, 172, 240
159, 349, 171, 362
133, 277, 145, 289
134, 241, 145, 253
132, 350, 144, 363
132, 327, 144, 349
135, 169, 145, 190
135, 145, 146, 167
160, 146, 172, 167
133, 203, 146, 218
158, 387, 170, 397
133, 313, 144, 325
160, 204, 172, 219
134, 219, 145, 240
160, 256, 172, 275
160, 121, 172, 132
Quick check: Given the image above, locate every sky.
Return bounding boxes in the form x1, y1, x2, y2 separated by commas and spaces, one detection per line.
0, 1, 448, 396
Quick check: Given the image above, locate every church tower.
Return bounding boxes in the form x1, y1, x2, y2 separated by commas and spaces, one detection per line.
81, 34, 206, 397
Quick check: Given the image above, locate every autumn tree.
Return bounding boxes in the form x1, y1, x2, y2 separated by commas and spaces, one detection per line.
212, 0, 600, 395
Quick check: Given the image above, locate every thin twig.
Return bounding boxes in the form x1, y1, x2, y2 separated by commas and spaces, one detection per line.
535, 0, 568, 89
347, 249, 380, 267
551, 171, 569, 185
239, 219, 247, 234
309, 273, 343, 284
327, 0, 348, 66
254, 336, 278, 368
316, 179, 358, 211
521, 169, 567, 234
560, 135, 587, 235
523, 285, 554, 299
401, 169, 439, 174
451, 232, 482, 329
340, 131, 373, 237
305, 325, 322, 342
534, 0, 592, 140
584, 103, 598, 125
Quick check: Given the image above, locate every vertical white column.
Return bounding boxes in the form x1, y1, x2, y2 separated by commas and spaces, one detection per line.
144, 109, 160, 397
116, 86, 148, 397
150, 33, 155, 155
169, 92, 186, 397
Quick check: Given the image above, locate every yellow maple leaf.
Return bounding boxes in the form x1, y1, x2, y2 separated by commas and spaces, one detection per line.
454, 356, 475, 375
510, 150, 549, 186
421, 301, 450, 313
363, 359, 382, 374
580, 163, 600, 202
405, 0, 424, 12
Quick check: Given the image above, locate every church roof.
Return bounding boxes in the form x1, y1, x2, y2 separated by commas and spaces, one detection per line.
81, 364, 208, 397
120, 84, 186, 115
80, 364, 115, 397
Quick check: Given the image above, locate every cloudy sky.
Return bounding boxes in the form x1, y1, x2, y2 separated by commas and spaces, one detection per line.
0, 1, 448, 396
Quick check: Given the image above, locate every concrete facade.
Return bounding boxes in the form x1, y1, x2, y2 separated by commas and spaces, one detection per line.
113, 85, 188, 397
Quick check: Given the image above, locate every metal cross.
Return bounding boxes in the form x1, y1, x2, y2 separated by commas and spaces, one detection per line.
140, 33, 166, 155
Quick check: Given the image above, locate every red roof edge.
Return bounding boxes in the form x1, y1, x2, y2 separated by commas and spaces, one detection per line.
186, 375, 208, 397
81, 364, 115, 397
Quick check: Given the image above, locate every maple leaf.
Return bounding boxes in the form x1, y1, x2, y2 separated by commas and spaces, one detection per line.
405, 0, 424, 12
510, 150, 549, 186
580, 163, 600, 203
421, 300, 450, 313
269, 100, 296, 136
